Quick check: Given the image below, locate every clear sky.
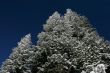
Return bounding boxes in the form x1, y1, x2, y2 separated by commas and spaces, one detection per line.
0, 0, 110, 66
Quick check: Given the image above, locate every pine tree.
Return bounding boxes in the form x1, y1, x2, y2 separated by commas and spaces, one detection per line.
1, 9, 110, 73
37, 9, 110, 72
0, 34, 34, 73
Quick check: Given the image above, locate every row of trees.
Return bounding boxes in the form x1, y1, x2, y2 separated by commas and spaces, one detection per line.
0, 9, 110, 73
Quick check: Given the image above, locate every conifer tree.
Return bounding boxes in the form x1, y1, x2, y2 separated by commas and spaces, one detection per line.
0, 34, 34, 73
1, 9, 110, 73
37, 9, 110, 72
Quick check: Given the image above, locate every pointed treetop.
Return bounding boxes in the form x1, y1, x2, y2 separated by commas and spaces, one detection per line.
49, 11, 61, 19
66, 9, 73, 14
18, 34, 32, 47
65, 9, 77, 15
64, 9, 79, 23
25, 34, 31, 39
45, 11, 61, 31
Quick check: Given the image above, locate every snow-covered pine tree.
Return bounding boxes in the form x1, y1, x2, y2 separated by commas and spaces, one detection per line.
37, 9, 110, 73
0, 34, 34, 73
0, 34, 48, 73
1, 9, 110, 73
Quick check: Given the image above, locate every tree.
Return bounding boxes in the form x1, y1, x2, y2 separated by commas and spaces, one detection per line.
1, 9, 110, 73
37, 9, 110, 72
0, 34, 34, 73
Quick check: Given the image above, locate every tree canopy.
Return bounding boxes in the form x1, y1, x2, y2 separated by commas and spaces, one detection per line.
1, 9, 110, 73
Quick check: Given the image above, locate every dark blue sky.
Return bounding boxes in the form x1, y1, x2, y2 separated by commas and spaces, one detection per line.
0, 0, 110, 66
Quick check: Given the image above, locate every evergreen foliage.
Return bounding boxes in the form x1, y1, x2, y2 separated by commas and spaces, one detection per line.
1, 9, 110, 73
